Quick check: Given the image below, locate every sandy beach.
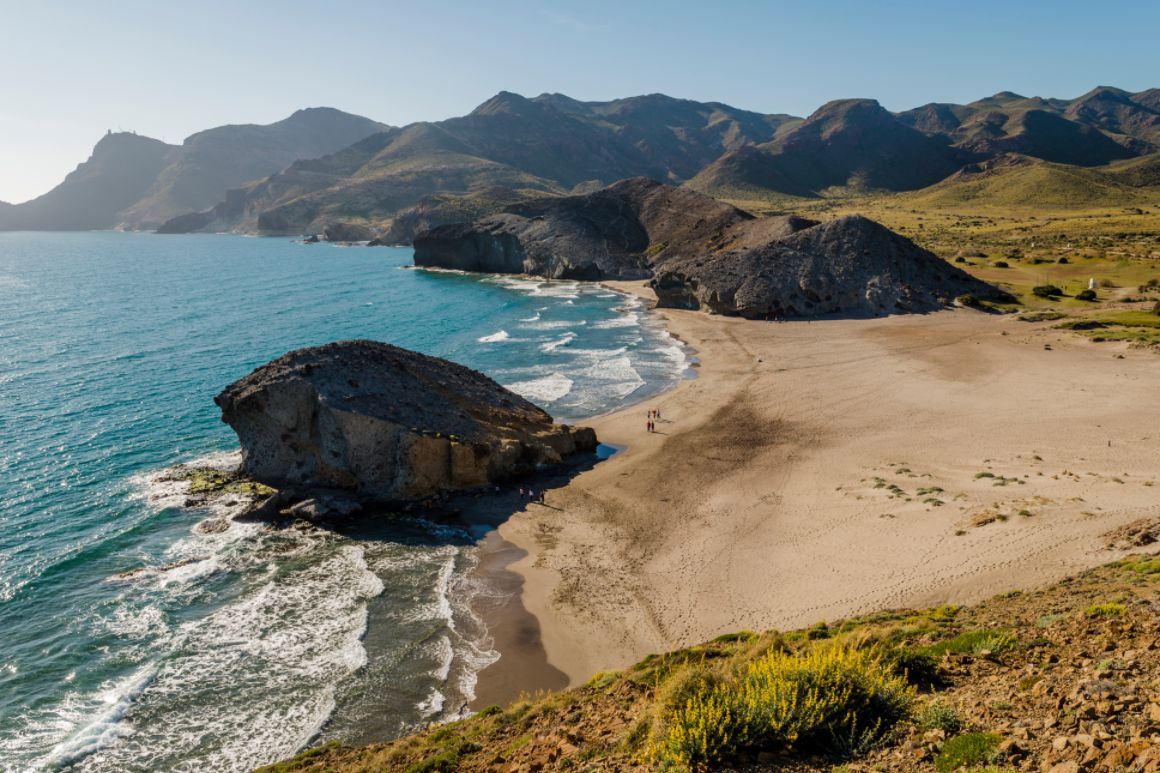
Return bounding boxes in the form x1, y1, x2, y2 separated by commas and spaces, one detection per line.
471, 285, 1160, 698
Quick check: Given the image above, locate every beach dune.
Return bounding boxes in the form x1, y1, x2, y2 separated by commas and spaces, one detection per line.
479, 285, 1160, 691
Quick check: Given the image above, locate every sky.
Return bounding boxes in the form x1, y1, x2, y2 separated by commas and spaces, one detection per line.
1, 0, 1158, 203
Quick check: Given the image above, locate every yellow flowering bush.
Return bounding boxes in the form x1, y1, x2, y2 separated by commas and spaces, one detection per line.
651, 643, 913, 768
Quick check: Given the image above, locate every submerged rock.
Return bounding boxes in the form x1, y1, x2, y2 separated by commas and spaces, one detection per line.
215, 340, 598, 502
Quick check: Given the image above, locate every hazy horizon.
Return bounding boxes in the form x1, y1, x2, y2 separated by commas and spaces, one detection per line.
2, 0, 1158, 203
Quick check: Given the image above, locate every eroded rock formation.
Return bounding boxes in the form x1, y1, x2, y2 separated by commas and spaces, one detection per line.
215, 340, 597, 501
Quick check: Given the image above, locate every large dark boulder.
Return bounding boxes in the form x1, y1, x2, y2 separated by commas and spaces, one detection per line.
652, 215, 1011, 317
215, 340, 597, 501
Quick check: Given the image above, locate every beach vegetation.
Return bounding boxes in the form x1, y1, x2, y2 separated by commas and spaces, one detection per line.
919, 700, 964, 734
921, 630, 1016, 658
934, 732, 1002, 772
1084, 602, 1126, 617
648, 642, 913, 768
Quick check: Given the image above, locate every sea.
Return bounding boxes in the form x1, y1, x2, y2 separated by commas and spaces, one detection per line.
0, 232, 689, 772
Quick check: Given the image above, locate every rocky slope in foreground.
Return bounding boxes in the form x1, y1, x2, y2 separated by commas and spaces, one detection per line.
260, 552, 1160, 772
215, 340, 597, 502
414, 178, 1008, 316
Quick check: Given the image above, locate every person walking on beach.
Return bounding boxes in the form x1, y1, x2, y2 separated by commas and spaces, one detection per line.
518, 486, 524, 500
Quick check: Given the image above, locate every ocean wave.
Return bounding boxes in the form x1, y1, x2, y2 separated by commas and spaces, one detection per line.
519, 319, 586, 331
591, 313, 640, 329
504, 373, 575, 403
476, 330, 510, 343
540, 332, 577, 353
36, 663, 158, 770
580, 355, 646, 400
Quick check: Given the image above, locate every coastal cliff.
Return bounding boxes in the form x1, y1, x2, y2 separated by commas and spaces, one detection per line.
413, 177, 750, 279
215, 340, 597, 502
413, 178, 1009, 316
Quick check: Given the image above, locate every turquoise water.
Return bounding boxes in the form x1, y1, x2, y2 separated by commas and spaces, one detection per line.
0, 232, 687, 772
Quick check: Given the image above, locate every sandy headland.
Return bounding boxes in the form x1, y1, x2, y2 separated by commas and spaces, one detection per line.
472, 283, 1160, 701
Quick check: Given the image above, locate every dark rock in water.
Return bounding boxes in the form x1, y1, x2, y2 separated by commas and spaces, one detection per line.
323, 221, 376, 242
215, 340, 598, 502
366, 237, 389, 247
413, 177, 750, 279
304, 234, 320, 243
652, 215, 1012, 318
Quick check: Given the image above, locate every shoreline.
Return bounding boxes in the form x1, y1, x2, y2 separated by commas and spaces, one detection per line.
471, 283, 1160, 698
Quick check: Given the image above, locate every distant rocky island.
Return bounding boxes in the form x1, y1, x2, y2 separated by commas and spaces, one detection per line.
415, 178, 1009, 317
2, 87, 1158, 239
214, 340, 597, 509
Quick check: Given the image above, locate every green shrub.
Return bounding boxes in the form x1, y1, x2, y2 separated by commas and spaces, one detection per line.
934, 732, 1002, 772
712, 630, 758, 643
1032, 285, 1063, 298
649, 643, 913, 767
1075, 289, 1097, 301
993, 261, 1009, 268
919, 700, 964, 734
922, 630, 1016, 658
1085, 602, 1126, 617
888, 647, 944, 689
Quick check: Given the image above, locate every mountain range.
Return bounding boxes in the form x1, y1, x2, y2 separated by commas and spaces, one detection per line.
2, 86, 1158, 237
0, 108, 387, 231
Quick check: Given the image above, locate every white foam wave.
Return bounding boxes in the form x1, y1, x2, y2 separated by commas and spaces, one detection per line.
591, 313, 640, 329
519, 313, 541, 322
540, 332, 577, 353
520, 319, 585, 331
581, 355, 646, 400
477, 330, 510, 343
36, 663, 158, 770
505, 373, 574, 403
30, 539, 385, 773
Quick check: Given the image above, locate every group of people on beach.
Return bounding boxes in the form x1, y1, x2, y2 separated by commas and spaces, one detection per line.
646, 408, 662, 433
517, 486, 545, 504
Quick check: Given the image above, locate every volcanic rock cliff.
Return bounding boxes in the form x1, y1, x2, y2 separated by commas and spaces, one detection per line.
652, 215, 1009, 318
215, 341, 597, 501
413, 178, 1009, 316
413, 177, 751, 279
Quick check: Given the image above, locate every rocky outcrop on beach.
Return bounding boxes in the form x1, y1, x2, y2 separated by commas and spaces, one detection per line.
413, 177, 751, 279
214, 340, 597, 502
413, 178, 1009, 316
652, 214, 1011, 317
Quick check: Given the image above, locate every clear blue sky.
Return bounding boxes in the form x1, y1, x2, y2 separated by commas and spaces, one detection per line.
2, 0, 1157, 203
